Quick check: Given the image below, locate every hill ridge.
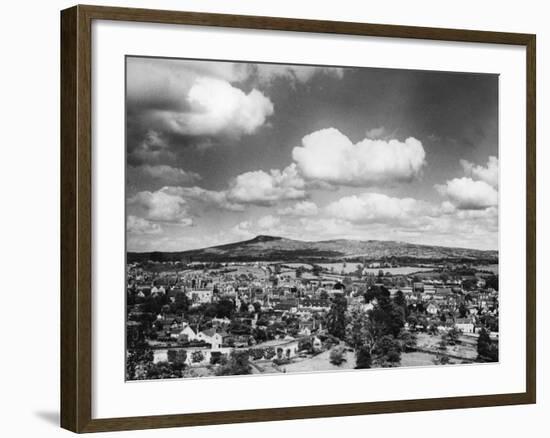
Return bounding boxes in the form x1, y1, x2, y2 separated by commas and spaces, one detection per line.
127, 235, 498, 264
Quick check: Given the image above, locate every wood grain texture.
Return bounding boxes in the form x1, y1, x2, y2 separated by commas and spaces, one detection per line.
60, 4, 537, 433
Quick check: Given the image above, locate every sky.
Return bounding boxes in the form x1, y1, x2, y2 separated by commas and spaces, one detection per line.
126, 56, 499, 252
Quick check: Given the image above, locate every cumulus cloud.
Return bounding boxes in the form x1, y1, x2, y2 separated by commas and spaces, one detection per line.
128, 188, 193, 225
231, 215, 282, 240
257, 215, 281, 229
292, 128, 426, 186
325, 193, 428, 224
154, 78, 274, 138
126, 57, 250, 110
227, 164, 307, 206
435, 177, 498, 210
460, 156, 498, 188
129, 164, 201, 185
277, 201, 319, 217
126, 215, 163, 235
365, 126, 386, 139
163, 186, 244, 212
127, 58, 274, 142
146, 164, 308, 214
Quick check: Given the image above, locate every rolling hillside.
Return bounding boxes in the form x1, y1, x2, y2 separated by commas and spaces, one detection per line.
127, 235, 498, 264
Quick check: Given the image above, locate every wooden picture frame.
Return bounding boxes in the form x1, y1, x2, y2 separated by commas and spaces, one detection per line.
61, 4, 536, 433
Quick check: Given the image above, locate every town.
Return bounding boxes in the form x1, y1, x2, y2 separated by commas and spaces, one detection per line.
126, 258, 499, 380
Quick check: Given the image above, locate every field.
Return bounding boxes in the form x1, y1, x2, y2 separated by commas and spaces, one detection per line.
318, 263, 436, 275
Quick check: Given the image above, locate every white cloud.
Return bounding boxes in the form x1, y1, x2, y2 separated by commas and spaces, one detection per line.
435, 177, 498, 210
227, 164, 307, 206
127, 58, 274, 140
164, 186, 244, 212
325, 193, 428, 224
257, 215, 281, 229
126, 215, 163, 235
460, 156, 499, 188
128, 188, 193, 224
156, 78, 273, 138
126, 58, 250, 109
292, 128, 426, 186
146, 164, 308, 214
231, 215, 283, 240
365, 126, 386, 139
130, 164, 201, 185
278, 201, 319, 217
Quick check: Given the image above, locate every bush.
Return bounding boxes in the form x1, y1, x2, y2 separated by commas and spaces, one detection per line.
264, 347, 276, 360
209, 351, 223, 365
216, 350, 251, 376
191, 350, 205, 363
329, 347, 346, 366
249, 348, 265, 361
167, 349, 187, 364
355, 347, 372, 369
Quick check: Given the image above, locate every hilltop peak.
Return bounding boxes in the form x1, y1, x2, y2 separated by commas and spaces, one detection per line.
248, 235, 283, 243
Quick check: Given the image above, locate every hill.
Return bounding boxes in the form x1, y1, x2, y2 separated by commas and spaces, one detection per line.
127, 235, 498, 264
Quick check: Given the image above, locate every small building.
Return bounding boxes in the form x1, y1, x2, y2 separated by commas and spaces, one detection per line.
426, 302, 439, 316
455, 318, 475, 334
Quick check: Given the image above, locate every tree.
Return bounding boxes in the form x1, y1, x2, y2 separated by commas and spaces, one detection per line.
447, 326, 462, 345
477, 328, 499, 362
407, 314, 419, 331
458, 302, 468, 318
239, 300, 250, 313
393, 290, 406, 309
462, 278, 477, 291
428, 324, 439, 336
216, 350, 251, 376
172, 291, 189, 314
433, 354, 450, 365
327, 295, 348, 340
485, 275, 499, 291
480, 314, 499, 332
329, 346, 346, 366
374, 335, 402, 366
126, 345, 154, 380
216, 298, 235, 319
355, 346, 372, 369
398, 330, 417, 352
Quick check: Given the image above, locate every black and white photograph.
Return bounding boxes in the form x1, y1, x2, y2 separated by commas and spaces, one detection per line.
125, 56, 500, 380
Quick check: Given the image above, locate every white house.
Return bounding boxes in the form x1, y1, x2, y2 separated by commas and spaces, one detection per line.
197, 328, 225, 349
455, 318, 475, 334
151, 285, 166, 295
178, 323, 198, 342
186, 289, 213, 304
426, 302, 439, 315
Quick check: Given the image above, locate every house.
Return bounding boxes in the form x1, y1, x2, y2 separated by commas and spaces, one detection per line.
151, 285, 166, 295
426, 302, 439, 316
186, 289, 213, 304
197, 328, 227, 349
455, 318, 475, 334
312, 336, 323, 352
178, 323, 198, 343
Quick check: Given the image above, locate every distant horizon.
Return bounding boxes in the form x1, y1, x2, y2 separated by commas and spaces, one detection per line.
126, 233, 499, 254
